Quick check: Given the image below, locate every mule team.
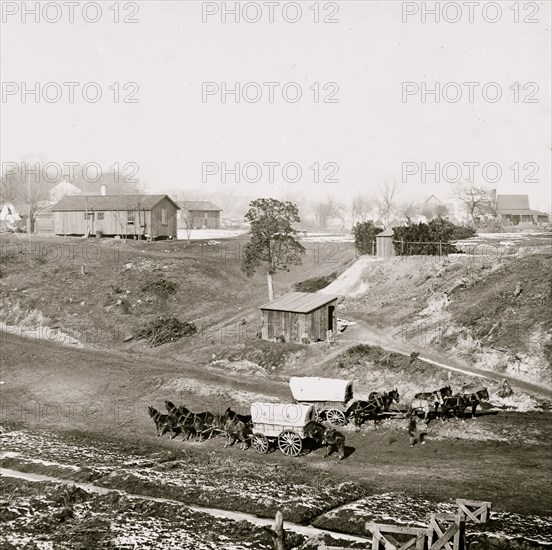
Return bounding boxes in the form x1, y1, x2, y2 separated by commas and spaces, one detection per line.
148, 385, 489, 460
148, 401, 346, 459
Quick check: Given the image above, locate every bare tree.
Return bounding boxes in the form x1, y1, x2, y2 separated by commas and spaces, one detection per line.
17, 178, 50, 233
0, 173, 18, 203
351, 194, 375, 224
170, 191, 199, 244
396, 200, 421, 225
375, 181, 399, 227
311, 196, 344, 229
451, 182, 493, 225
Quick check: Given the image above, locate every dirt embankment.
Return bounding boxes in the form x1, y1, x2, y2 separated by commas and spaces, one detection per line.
324, 246, 552, 390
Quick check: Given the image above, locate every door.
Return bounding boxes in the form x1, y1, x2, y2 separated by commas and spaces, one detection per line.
327, 305, 335, 331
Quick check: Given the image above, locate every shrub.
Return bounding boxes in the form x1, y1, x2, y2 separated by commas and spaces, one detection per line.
393, 218, 460, 256
475, 217, 512, 233
451, 225, 476, 240
35, 248, 49, 265
141, 278, 177, 298
135, 316, 197, 347
353, 221, 382, 255
293, 272, 337, 293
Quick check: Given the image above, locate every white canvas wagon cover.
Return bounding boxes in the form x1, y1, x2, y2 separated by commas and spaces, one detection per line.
289, 377, 353, 403
250, 402, 314, 427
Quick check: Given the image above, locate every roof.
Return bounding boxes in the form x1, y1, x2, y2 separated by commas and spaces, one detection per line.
260, 291, 338, 313
51, 195, 179, 212
500, 209, 549, 217
289, 377, 353, 403
177, 201, 222, 212
250, 402, 314, 427
424, 194, 444, 204
496, 195, 530, 211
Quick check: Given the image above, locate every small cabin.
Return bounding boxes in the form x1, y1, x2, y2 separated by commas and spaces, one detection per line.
260, 292, 338, 344
51, 194, 179, 239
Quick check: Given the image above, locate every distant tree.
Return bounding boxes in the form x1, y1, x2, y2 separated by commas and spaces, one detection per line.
451, 182, 493, 226
16, 178, 50, 233
396, 200, 421, 225
312, 196, 344, 229
375, 182, 399, 227
0, 173, 18, 203
241, 198, 305, 301
420, 203, 449, 222
351, 194, 375, 224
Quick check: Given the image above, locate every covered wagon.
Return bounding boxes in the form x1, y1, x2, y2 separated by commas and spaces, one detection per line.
289, 377, 353, 426
250, 402, 316, 456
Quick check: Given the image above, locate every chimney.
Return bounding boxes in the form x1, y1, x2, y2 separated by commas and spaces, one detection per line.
100, 184, 107, 196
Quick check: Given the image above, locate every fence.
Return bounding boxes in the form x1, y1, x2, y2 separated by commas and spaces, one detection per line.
316, 498, 491, 550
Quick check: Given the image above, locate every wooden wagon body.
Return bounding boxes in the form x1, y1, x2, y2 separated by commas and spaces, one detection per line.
289, 377, 354, 426
250, 402, 316, 456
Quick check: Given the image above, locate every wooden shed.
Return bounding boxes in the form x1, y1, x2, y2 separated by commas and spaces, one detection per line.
376, 228, 396, 258
177, 201, 222, 229
260, 292, 338, 344
51, 195, 179, 239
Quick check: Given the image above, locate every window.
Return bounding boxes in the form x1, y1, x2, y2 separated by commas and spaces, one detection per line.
161, 208, 168, 226
97, 212, 104, 221
127, 211, 135, 224
84, 212, 94, 220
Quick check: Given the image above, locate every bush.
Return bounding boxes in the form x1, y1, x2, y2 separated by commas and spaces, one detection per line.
393, 218, 460, 256
451, 225, 476, 240
353, 221, 382, 255
141, 278, 177, 298
293, 272, 337, 293
475, 217, 513, 233
135, 316, 197, 347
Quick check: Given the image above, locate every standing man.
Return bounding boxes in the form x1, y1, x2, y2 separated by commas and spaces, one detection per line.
408, 412, 426, 447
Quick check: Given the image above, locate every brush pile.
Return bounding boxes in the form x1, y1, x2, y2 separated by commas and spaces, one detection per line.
135, 316, 197, 347
141, 278, 177, 298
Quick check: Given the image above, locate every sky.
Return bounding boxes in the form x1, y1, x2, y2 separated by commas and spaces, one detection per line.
1, 0, 551, 211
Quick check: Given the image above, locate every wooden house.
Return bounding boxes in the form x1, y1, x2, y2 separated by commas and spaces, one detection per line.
51, 195, 179, 239
177, 201, 222, 229
260, 292, 338, 344
496, 195, 549, 225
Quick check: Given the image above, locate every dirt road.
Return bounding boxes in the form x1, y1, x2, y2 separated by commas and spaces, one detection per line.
1, 331, 551, 519
315, 320, 552, 399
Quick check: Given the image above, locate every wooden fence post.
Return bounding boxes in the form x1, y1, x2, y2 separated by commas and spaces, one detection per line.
456, 499, 492, 523
265, 510, 285, 550
427, 513, 465, 550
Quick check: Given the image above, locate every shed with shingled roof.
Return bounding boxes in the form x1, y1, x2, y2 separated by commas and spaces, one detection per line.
259, 291, 338, 344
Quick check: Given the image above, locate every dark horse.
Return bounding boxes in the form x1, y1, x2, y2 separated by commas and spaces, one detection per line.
225, 407, 252, 425
303, 421, 346, 460
148, 406, 179, 438
223, 417, 252, 450
410, 386, 453, 423
463, 388, 489, 418
368, 389, 400, 410
441, 395, 470, 422
347, 390, 400, 428
164, 400, 216, 441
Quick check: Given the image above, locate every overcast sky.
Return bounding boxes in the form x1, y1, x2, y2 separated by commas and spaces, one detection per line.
1, 1, 550, 210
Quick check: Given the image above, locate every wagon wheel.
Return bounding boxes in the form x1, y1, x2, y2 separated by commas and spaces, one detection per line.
251, 433, 270, 454
326, 409, 347, 426
278, 431, 303, 456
